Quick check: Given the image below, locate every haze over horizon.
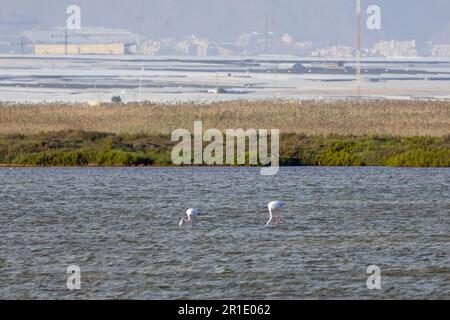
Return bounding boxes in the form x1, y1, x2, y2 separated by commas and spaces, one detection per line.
1, 0, 449, 46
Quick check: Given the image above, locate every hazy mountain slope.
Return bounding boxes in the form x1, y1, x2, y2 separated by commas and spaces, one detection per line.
0, 0, 449, 44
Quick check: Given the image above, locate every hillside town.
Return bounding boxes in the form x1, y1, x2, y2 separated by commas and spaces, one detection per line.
0, 25, 450, 58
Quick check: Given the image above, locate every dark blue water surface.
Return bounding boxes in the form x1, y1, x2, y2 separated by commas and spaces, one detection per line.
0, 167, 449, 299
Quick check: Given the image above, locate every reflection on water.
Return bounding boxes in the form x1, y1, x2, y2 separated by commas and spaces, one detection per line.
0, 167, 449, 299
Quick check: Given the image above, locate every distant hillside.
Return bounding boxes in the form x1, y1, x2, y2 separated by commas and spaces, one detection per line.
0, 0, 449, 46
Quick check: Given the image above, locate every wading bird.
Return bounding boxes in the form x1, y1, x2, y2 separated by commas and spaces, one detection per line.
267, 201, 285, 226
179, 208, 201, 228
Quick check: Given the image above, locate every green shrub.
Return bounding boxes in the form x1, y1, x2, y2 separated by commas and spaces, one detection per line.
316, 148, 362, 166
12, 150, 92, 166
11, 150, 154, 167
94, 150, 154, 166
385, 149, 450, 167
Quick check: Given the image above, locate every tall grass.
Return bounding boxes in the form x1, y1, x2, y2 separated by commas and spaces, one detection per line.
0, 100, 449, 136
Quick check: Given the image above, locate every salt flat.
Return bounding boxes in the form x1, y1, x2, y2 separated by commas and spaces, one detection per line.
1, 55, 449, 103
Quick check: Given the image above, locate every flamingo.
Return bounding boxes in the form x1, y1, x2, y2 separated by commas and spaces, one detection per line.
179, 208, 201, 228
267, 201, 285, 226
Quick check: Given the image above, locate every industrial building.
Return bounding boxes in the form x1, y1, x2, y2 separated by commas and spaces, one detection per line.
34, 43, 125, 55
0, 36, 29, 54
21, 26, 140, 55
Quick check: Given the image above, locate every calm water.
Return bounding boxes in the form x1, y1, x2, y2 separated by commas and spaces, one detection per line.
0, 167, 449, 300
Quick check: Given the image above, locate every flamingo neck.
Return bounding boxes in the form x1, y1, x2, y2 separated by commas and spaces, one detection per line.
180, 217, 192, 228
267, 208, 273, 226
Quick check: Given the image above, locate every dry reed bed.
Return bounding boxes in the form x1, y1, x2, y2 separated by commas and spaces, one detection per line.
0, 100, 449, 136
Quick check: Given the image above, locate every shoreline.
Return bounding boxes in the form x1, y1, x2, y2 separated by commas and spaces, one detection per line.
1, 100, 449, 168
0, 165, 449, 169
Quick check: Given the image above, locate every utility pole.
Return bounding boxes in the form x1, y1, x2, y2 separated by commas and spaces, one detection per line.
138, 66, 144, 102
265, 13, 269, 55
356, 0, 361, 96
20, 36, 24, 54
64, 25, 68, 55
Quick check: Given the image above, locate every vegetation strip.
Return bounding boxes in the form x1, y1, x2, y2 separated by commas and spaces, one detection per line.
1, 131, 448, 167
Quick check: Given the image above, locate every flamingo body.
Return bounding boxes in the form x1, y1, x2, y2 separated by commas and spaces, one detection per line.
186, 208, 200, 219
268, 201, 285, 211
179, 208, 201, 228
267, 201, 285, 226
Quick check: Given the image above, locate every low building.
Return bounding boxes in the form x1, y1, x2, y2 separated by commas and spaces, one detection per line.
141, 35, 226, 56
372, 40, 418, 58
431, 44, 450, 58
311, 45, 353, 58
